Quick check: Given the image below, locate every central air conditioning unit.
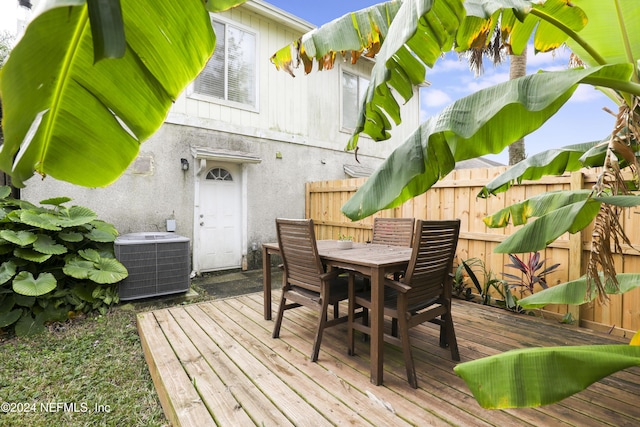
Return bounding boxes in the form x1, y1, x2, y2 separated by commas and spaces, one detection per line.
114, 232, 190, 300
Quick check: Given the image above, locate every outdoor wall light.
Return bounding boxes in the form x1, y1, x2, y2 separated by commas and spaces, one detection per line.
180, 158, 189, 171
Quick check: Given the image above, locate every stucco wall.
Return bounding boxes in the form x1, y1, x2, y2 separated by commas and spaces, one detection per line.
21, 122, 386, 270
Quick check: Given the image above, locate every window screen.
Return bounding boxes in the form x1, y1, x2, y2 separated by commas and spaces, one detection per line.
194, 19, 256, 107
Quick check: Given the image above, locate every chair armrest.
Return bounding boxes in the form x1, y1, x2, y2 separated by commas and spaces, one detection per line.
320, 269, 344, 281
384, 278, 411, 293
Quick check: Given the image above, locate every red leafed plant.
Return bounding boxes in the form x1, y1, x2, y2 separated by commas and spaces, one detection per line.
503, 252, 560, 298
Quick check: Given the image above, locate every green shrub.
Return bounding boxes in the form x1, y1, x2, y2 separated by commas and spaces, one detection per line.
0, 187, 127, 336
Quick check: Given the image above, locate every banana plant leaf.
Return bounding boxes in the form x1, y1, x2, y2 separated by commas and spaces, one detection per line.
489, 193, 640, 253
0, 0, 217, 187
12, 271, 57, 297
86, 0, 125, 60
272, 1, 640, 221
478, 141, 603, 197
341, 65, 633, 220
484, 190, 593, 228
271, 1, 403, 77
519, 273, 640, 308
454, 344, 640, 409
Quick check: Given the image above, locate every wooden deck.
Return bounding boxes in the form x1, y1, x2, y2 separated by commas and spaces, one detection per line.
137, 292, 640, 426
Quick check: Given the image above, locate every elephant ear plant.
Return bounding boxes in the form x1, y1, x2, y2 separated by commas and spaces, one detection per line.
0, 187, 127, 336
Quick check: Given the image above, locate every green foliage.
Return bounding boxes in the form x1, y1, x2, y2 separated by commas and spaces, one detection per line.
0, 187, 127, 336
452, 258, 478, 301
502, 252, 560, 298
459, 257, 521, 312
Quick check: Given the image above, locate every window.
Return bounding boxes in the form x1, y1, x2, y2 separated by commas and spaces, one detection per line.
194, 18, 256, 108
206, 168, 233, 181
342, 71, 369, 131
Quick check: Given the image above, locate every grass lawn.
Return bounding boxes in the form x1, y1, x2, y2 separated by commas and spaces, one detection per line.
0, 292, 215, 427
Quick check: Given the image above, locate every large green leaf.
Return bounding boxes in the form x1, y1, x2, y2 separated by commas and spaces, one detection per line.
88, 258, 128, 284
489, 193, 640, 253
519, 273, 640, 308
63, 256, 97, 280
205, 0, 248, 13
494, 198, 600, 253
14, 313, 47, 337
14, 248, 53, 263
341, 65, 633, 220
33, 234, 68, 255
0, 230, 38, 246
271, 1, 403, 76
478, 141, 603, 197
0, 261, 17, 285
86, 0, 125, 60
39, 196, 72, 206
19, 211, 62, 231
0, 0, 215, 188
12, 271, 57, 297
56, 206, 98, 227
484, 190, 593, 228
454, 345, 640, 409
565, 0, 640, 67
0, 308, 22, 329
63, 253, 128, 284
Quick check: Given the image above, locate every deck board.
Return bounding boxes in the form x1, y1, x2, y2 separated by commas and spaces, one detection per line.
138, 293, 640, 427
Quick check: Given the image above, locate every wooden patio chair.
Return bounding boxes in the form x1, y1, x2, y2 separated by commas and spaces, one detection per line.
348, 219, 461, 388
272, 218, 353, 362
359, 217, 416, 334
371, 217, 415, 283
371, 217, 415, 247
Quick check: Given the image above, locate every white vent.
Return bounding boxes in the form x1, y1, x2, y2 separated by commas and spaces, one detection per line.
115, 232, 190, 300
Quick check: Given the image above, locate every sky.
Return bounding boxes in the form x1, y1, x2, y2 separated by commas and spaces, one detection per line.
0, 0, 617, 165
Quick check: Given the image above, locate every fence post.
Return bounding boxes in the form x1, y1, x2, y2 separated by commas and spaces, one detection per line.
567, 170, 584, 323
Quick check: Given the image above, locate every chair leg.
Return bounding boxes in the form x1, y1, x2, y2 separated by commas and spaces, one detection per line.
272, 292, 287, 339
443, 311, 460, 361
398, 315, 418, 389
311, 301, 329, 362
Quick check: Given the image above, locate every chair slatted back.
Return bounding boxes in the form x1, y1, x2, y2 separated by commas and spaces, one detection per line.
276, 218, 324, 292
371, 218, 415, 247
403, 220, 460, 308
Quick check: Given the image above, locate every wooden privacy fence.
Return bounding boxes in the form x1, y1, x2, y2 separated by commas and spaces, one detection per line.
306, 167, 640, 335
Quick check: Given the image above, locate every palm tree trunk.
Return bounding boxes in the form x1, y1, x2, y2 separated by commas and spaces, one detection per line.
508, 46, 527, 165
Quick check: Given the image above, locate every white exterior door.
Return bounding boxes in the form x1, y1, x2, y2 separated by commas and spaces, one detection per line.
197, 163, 242, 271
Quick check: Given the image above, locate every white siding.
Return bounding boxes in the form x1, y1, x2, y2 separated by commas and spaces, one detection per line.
167, 2, 421, 160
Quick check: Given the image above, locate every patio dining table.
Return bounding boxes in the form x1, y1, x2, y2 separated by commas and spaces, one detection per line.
262, 240, 412, 386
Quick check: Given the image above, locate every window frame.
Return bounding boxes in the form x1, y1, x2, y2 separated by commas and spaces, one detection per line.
340, 68, 370, 133
188, 15, 259, 113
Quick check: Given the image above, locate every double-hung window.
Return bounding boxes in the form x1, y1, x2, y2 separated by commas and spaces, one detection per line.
341, 71, 369, 131
193, 18, 257, 109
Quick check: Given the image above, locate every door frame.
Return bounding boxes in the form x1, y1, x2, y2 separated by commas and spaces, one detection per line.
191, 147, 261, 274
